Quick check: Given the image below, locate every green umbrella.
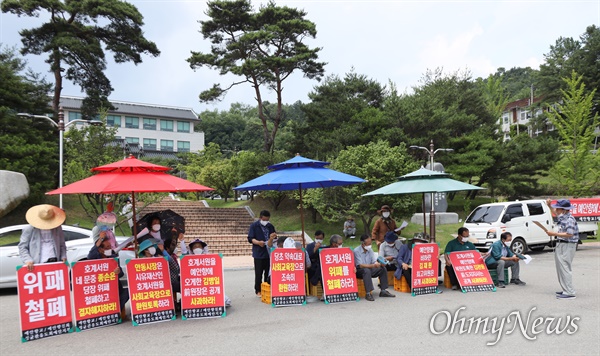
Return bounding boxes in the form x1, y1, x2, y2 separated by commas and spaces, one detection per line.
363, 167, 485, 241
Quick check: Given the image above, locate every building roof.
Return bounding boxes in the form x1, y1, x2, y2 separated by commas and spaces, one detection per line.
504, 97, 543, 111
59, 96, 199, 121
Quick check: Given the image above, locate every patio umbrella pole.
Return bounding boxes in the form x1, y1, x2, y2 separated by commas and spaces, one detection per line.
131, 191, 139, 257
422, 194, 427, 235
299, 185, 306, 248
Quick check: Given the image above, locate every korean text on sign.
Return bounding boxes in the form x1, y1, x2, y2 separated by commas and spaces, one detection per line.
17, 262, 73, 342
448, 251, 495, 292
180, 254, 226, 319
126, 257, 174, 325
319, 248, 358, 303
270, 248, 306, 306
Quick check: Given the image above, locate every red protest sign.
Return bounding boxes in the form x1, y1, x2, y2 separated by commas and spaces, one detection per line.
411, 243, 439, 296
270, 248, 306, 306
17, 262, 73, 342
448, 251, 495, 292
180, 254, 226, 319
319, 247, 358, 304
71, 259, 120, 331
553, 198, 600, 222
126, 257, 175, 325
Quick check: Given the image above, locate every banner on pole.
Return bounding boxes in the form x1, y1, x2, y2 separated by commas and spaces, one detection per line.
411, 243, 439, 296
270, 248, 306, 307
319, 248, 359, 304
71, 259, 120, 331
180, 254, 226, 319
17, 262, 73, 342
448, 251, 495, 292
126, 257, 175, 325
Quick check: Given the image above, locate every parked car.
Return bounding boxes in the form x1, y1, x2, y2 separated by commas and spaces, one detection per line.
0, 224, 135, 288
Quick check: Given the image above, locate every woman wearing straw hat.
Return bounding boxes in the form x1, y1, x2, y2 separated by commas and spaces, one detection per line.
18, 204, 67, 271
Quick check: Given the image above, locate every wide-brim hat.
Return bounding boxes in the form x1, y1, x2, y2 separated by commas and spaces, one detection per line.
551, 199, 573, 210
384, 231, 398, 243
26, 204, 66, 230
411, 233, 430, 243
97, 212, 117, 225
377, 205, 393, 214
189, 239, 207, 251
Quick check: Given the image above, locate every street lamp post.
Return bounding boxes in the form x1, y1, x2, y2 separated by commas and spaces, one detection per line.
409, 140, 454, 242
18, 108, 102, 209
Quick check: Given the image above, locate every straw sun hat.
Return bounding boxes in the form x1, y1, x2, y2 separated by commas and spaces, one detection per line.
25, 204, 66, 230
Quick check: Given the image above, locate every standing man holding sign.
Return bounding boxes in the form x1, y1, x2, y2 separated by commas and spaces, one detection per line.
19, 204, 67, 271
546, 199, 579, 300
248, 210, 277, 297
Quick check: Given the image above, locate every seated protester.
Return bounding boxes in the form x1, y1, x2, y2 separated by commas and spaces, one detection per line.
161, 237, 181, 295
444, 227, 478, 290
353, 235, 396, 301
343, 216, 356, 239
395, 234, 430, 284
306, 230, 325, 268
91, 212, 119, 250
485, 232, 526, 288
378, 231, 404, 271
180, 238, 209, 255
88, 234, 129, 320
309, 234, 343, 287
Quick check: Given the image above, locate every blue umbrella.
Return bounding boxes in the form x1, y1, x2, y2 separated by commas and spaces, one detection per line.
234, 155, 366, 244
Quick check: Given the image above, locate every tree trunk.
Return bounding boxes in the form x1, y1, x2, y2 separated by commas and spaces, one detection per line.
52, 49, 62, 118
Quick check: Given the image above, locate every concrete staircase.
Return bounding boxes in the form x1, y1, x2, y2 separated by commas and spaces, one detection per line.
139, 198, 306, 256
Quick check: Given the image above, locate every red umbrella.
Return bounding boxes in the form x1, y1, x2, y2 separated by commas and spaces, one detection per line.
47, 155, 214, 249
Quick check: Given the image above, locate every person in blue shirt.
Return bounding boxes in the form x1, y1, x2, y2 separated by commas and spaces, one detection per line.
247, 210, 277, 297
485, 232, 526, 288
546, 199, 579, 300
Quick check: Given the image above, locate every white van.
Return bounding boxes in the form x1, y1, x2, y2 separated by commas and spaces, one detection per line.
463, 199, 555, 254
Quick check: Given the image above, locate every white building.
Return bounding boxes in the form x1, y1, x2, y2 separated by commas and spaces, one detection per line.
59, 96, 204, 158
500, 96, 553, 141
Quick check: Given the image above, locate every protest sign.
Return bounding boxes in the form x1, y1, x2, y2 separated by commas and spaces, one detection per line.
180, 254, 226, 319
126, 257, 175, 325
319, 248, 359, 304
71, 259, 120, 331
17, 262, 73, 342
411, 243, 439, 296
270, 248, 306, 307
448, 251, 495, 292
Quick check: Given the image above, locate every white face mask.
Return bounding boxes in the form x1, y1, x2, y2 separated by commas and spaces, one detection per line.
461, 237, 470, 243
387, 242, 395, 247
315, 239, 323, 244
193, 248, 203, 255
147, 247, 156, 255
503, 240, 511, 246
338, 244, 343, 248
152, 224, 161, 232
364, 245, 372, 251
260, 220, 269, 226
382, 212, 390, 218
103, 249, 112, 257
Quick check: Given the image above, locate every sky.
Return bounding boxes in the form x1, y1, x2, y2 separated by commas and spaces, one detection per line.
1, 0, 599, 115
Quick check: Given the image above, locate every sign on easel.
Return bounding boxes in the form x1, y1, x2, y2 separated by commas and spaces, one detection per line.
180, 254, 226, 319
17, 262, 73, 342
71, 259, 121, 331
319, 248, 359, 304
126, 257, 175, 325
448, 251, 495, 292
411, 243, 439, 296
270, 248, 306, 307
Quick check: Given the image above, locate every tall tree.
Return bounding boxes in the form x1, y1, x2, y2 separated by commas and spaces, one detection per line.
2, 0, 160, 118
187, 0, 326, 153
547, 72, 600, 196
0, 46, 55, 203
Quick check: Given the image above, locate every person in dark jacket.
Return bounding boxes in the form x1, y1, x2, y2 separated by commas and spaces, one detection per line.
247, 210, 277, 297
87, 235, 129, 320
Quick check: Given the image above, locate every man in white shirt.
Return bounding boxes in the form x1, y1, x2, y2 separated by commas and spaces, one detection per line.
353, 235, 395, 301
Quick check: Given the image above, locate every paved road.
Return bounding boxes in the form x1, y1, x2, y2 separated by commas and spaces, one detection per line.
1, 245, 599, 355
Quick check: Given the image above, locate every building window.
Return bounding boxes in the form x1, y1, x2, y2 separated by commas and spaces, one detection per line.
107, 115, 121, 127
125, 137, 139, 144
177, 141, 190, 152
161, 140, 174, 151
125, 116, 139, 129
143, 138, 156, 150
177, 121, 190, 133
160, 120, 174, 132
143, 118, 156, 130
68, 112, 82, 122
503, 114, 509, 124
